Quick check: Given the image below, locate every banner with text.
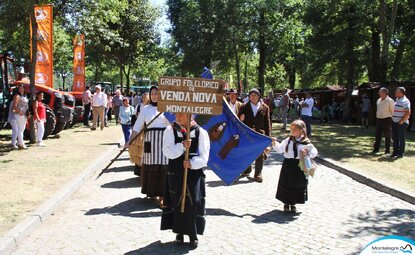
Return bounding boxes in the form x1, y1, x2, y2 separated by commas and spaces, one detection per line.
72, 34, 85, 92
31, 4, 53, 88
158, 76, 225, 115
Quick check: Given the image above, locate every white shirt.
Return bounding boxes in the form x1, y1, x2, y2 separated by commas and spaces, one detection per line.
92, 92, 107, 107
301, 98, 314, 116
230, 102, 237, 113
250, 101, 261, 117
243, 97, 249, 103
273, 137, 318, 159
132, 104, 169, 133
162, 125, 210, 170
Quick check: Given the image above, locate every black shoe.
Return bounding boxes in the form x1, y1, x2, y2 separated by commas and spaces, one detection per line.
390, 153, 398, 158
189, 237, 198, 248
174, 234, 184, 245
372, 149, 379, 154
396, 154, 404, 159
283, 204, 290, 212
384, 151, 390, 155
290, 205, 297, 213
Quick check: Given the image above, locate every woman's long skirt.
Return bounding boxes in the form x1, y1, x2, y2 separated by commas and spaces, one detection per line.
140, 128, 168, 197
161, 155, 206, 237
276, 158, 308, 205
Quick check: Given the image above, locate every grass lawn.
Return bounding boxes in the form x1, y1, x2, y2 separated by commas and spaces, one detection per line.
0, 122, 123, 235
272, 121, 415, 197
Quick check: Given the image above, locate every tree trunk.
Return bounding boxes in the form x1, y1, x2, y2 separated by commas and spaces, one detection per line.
119, 63, 124, 93
390, 40, 405, 80
343, 6, 356, 123
379, 0, 398, 82
288, 65, 296, 90
94, 61, 99, 81
233, 40, 241, 92
243, 59, 248, 93
122, 64, 131, 93
29, 5, 38, 144
370, 25, 381, 81
257, 10, 266, 94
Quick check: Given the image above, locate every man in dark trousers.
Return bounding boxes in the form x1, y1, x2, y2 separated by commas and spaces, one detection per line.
239, 88, 272, 183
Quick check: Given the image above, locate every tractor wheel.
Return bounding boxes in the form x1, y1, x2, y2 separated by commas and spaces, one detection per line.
52, 119, 66, 135
44, 105, 56, 139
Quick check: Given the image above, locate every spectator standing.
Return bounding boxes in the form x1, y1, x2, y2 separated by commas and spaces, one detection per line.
300, 92, 314, 137
112, 89, 123, 125
281, 89, 290, 130
373, 87, 394, 154
12, 85, 29, 149
119, 98, 135, 144
292, 96, 300, 119
361, 94, 371, 129
7, 96, 18, 149
33, 92, 46, 147
82, 86, 92, 127
106, 92, 113, 124
91, 85, 107, 131
391, 87, 411, 159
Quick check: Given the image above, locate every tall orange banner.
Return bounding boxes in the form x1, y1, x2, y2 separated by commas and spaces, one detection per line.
72, 34, 85, 92
31, 4, 54, 88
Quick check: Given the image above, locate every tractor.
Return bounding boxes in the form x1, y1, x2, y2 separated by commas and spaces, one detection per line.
0, 53, 72, 138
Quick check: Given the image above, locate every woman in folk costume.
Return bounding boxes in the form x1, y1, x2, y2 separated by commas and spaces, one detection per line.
161, 113, 210, 248
272, 120, 318, 213
129, 92, 150, 176
126, 86, 169, 206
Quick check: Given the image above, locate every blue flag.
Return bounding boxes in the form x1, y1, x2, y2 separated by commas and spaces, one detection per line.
163, 67, 271, 185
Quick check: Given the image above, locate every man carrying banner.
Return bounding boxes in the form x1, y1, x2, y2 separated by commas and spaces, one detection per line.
161, 113, 210, 248
239, 88, 272, 183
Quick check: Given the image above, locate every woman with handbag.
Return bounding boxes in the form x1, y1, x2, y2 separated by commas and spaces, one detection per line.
272, 120, 318, 213
119, 98, 135, 144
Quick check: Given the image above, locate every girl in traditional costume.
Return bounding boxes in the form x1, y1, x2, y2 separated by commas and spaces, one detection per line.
161, 113, 210, 248
272, 120, 318, 213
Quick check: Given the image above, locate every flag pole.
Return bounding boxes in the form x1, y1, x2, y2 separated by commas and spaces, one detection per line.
180, 113, 191, 213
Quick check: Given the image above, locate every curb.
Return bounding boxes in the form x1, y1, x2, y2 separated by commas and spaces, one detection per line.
0, 139, 122, 255
315, 157, 415, 205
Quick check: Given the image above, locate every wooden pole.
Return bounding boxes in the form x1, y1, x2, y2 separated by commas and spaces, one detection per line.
180, 113, 191, 213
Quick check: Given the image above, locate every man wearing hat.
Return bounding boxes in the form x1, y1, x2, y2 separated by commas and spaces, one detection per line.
239, 88, 272, 183
91, 85, 107, 130
228, 88, 243, 116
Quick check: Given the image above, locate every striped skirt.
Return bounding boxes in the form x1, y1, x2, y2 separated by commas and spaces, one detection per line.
142, 128, 168, 165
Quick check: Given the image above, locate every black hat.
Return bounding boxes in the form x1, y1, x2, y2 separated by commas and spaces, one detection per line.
228, 88, 238, 94
249, 88, 261, 97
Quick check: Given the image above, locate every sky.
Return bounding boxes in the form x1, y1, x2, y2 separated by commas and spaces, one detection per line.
150, 0, 171, 45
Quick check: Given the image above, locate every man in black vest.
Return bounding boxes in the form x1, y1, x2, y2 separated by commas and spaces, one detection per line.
239, 88, 272, 183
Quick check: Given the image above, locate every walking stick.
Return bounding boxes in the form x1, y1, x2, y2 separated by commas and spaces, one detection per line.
96, 112, 163, 179
180, 113, 191, 213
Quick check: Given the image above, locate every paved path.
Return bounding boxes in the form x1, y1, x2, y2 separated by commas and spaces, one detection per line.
10, 151, 415, 255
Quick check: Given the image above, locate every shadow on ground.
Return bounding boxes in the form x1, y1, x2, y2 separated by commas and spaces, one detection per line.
102, 165, 135, 174
84, 197, 161, 218
85, 198, 244, 219
342, 208, 415, 254
101, 177, 140, 189
125, 241, 195, 255
247, 209, 300, 224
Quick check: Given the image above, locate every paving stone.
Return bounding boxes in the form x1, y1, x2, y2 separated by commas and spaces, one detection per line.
7, 152, 415, 255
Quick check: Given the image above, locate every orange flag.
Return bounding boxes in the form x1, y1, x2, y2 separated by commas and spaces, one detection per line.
30, 4, 54, 88
72, 34, 85, 92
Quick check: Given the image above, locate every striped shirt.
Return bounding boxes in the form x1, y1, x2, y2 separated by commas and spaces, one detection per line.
392, 96, 411, 124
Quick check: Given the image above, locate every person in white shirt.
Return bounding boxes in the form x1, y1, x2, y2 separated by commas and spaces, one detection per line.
227, 88, 242, 116
91, 85, 107, 130
300, 92, 314, 137
161, 113, 210, 248
373, 87, 394, 154
272, 119, 318, 213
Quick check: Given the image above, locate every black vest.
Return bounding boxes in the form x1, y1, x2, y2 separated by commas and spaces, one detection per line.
173, 124, 200, 159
